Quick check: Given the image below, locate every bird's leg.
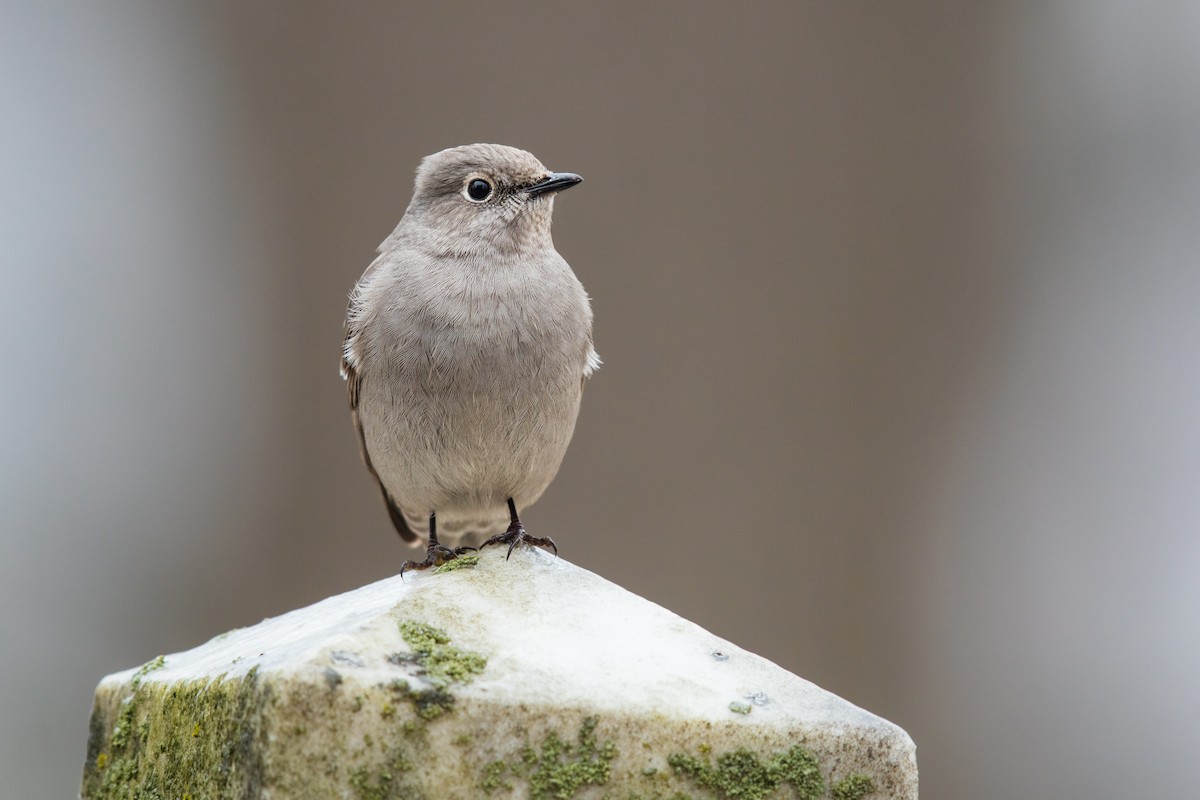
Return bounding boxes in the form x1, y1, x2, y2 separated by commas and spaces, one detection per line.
400, 513, 477, 577
479, 498, 558, 560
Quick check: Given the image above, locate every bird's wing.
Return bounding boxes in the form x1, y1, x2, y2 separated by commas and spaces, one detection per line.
342, 287, 421, 545
583, 344, 602, 378
581, 340, 602, 391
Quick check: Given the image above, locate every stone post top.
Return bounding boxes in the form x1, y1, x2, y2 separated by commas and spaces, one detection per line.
85, 547, 917, 799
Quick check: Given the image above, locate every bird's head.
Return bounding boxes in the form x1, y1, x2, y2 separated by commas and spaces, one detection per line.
404, 143, 582, 257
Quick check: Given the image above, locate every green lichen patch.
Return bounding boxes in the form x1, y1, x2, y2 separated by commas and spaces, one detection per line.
81, 666, 266, 800
387, 678, 456, 721
129, 655, 166, 689
482, 716, 617, 799
831, 774, 875, 800
523, 715, 617, 799
667, 744, 825, 800
482, 760, 512, 793
433, 555, 480, 574
395, 620, 487, 688
251, 678, 430, 800
349, 748, 416, 800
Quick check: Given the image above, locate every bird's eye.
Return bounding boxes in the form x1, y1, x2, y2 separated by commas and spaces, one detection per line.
465, 178, 493, 202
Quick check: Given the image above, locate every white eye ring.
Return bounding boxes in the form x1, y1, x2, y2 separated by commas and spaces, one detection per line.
464, 177, 494, 202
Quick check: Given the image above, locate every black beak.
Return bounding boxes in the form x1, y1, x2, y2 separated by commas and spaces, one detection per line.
526, 172, 583, 197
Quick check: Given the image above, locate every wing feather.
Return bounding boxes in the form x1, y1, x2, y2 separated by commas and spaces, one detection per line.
343, 302, 420, 545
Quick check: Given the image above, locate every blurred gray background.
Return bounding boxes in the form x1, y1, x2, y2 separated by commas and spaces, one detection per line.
4, 2, 1199, 798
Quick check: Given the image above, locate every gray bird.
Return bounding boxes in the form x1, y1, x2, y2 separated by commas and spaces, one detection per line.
341, 144, 599, 574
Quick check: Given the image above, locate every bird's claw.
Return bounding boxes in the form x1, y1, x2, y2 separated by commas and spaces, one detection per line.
479, 524, 558, 560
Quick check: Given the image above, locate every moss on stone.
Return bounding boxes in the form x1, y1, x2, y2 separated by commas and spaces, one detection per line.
130, 656, 166, 688
398, 620, 450, 650
81, 666, 265, 800
396, 620, 487, 688
393, 680, 456, 721
433, 555, 480, 574
349, 748, 417, 800
774, 745, 826, 799
482, 760, 512, 793
831, 773, 875, 800
524, 716, 618, 799
262, 677, 426, 800
667, 743, 825, 800
482, 716, 617, 799
373, 621, 488, 721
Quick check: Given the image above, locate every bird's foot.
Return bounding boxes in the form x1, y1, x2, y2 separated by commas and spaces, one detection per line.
400, 543, 477, 578
479, 522, 557, 560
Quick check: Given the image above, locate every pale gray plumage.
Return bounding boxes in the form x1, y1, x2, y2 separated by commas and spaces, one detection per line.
341, 144, 598, 558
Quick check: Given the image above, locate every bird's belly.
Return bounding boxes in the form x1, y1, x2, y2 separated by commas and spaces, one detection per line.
360, 354, 582, 520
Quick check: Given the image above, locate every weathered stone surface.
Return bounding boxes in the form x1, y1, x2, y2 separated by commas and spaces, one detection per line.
82, 547, 917, 799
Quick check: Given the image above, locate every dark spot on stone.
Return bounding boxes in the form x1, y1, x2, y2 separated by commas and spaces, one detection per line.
331, 650, 365, 668
387, 652, 421, 668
